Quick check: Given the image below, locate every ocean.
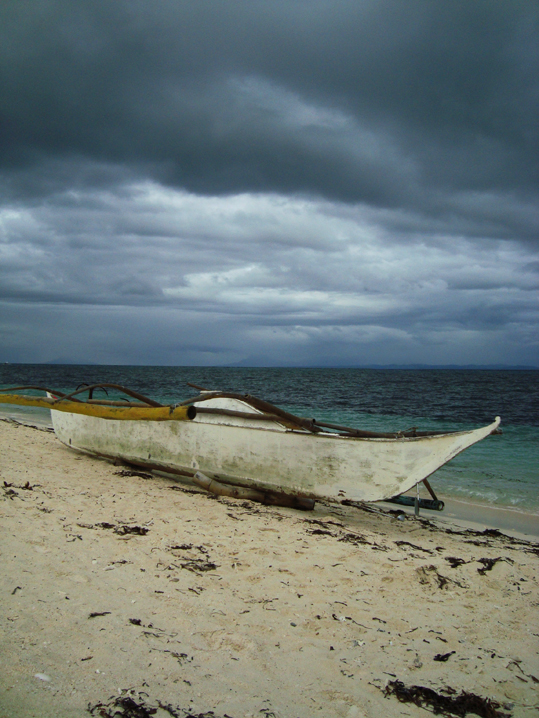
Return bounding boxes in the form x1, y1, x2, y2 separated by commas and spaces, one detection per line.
1, 364, 537, 512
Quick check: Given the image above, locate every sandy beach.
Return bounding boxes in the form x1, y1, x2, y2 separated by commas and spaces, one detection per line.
1, 418, 538, 718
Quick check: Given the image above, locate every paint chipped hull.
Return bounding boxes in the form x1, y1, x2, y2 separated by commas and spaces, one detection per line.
49, 396, 501, 503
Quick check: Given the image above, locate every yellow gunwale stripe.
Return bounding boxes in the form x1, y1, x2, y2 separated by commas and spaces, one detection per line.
0, 394, 195, 421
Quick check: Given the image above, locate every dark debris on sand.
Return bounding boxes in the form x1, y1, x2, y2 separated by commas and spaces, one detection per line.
87, 693, 234, 718
77, 521, 150, 536
477, 557, 514, 575
114, 469, 154, 481
384, 680, 511, 717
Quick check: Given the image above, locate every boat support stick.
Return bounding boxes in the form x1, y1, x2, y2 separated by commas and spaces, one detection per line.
193, 471, 315, 511
422, 479, 438, 501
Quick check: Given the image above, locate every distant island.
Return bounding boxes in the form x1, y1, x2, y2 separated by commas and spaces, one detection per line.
1, 361, 538, 370
232, 360, 538, 370
334, 363, 539, 370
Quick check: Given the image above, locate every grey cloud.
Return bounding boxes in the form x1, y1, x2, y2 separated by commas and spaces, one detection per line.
0, 298, 530, 368
1, 1, 537, 231
1, 184, 537, 365
1, 1, 538, 367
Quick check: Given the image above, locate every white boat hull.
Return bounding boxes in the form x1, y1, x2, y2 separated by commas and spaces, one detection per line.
50, 397, 500, 503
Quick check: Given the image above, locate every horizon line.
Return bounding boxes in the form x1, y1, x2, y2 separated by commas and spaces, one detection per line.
2, 362, 538, 370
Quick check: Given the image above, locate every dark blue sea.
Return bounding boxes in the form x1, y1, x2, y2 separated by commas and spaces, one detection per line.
1, 365, 537, 511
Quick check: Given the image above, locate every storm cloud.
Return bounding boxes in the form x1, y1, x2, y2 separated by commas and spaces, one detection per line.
0, 0, 537, 365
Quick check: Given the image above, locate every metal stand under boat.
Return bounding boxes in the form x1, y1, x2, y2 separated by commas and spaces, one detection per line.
386, 479, 445, 513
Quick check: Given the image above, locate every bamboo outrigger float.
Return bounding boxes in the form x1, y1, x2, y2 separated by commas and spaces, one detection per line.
0, 384, 501, 510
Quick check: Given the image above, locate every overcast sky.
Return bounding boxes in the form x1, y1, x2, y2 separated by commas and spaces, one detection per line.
1, 0, 537, 366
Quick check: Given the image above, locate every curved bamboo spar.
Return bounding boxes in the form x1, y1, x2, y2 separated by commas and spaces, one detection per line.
53, 383, 163, 407
179, 391, 322, 433
0, 384, 161, 406
0, 385, 78, 400
0, 394, 196, 421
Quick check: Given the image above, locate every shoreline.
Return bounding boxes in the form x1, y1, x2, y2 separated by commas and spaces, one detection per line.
431, 496, 539, 541
380, 497, 539, 543
1, 419, 538, 718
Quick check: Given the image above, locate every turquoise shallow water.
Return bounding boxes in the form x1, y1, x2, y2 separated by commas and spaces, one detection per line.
1, 365, 538, 511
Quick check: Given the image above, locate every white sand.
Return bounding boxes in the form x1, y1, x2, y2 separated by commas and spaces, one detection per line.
1, 419, 538, 718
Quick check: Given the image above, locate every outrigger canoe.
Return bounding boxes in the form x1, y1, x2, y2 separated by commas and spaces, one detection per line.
0, 383, 500, 507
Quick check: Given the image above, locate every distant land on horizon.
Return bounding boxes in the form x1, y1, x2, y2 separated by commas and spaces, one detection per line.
327, 363, 539, 370
2, 361, 538, 370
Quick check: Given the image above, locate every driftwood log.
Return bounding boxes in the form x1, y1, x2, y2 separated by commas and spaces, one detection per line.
193, 471, 315, 511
